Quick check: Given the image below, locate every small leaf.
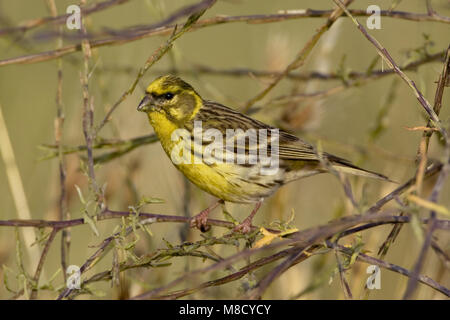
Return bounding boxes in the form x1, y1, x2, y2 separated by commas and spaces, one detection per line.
2, 265, 16, 293
140, 223, 153, 237
47, 268, 62, 284
153, 262, 172, 268
254, 228, 278, 248
74, 185, 86, 205
83, 211, 99, 237
222, 208, 238, 224
410, 212, 424, 244
139, 196, 165, 206
162, 238, 173, 249
407, 194, 450, 217
253, 227, 298, 248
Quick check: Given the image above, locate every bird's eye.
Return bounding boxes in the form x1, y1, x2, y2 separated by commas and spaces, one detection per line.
163, 93, 174, 100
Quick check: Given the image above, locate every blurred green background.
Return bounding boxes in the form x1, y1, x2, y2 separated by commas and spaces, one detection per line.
0, 0, 449, 299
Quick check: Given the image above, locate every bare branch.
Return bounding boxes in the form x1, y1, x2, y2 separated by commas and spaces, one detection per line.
242, 0, 354, 111
95, 0, 217, 133
45, 0, 70, 281
30, 228, 58, 299
3, 4, 449, 68
333, 0, 447, 140
336, 244, 450, 297
0, 0, 131, 37
403, 46, 450, 300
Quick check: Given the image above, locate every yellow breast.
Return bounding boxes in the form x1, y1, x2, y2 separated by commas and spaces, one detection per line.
147, 112, 277, 203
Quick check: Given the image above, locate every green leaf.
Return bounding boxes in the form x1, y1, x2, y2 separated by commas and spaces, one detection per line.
162, 238, 173, 249
2, 265, 16, 293
83, 211, 99, 237
222, 207, 238, 225
139, 196, 165, 206
74, 184, 86, 205
410, 212, 424, 243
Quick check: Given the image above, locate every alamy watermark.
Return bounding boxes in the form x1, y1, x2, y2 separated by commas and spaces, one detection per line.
66, 5, 81, 30
366, 265, 381, 290
170, 121, 280, 175
366, 5, 381, 30
66, 265, 81, 290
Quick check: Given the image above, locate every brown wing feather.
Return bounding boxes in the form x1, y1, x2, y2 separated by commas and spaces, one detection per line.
196, 100, 338, 162
194, 100, 390, 181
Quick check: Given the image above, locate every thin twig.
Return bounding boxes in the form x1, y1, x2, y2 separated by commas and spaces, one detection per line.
131, 210, 449, 300
415, 46, 450, 194
242, 0, 354, 112
329, 9, 450, 297
3, 5, 449, 40
162, 51, 442, 82
0, 104, 42, 271
45, 0, 70, 284
79, 1, 101, 208
30, 228, 58, 299
57, 216, 159, 299
155, 245, 322, 300
335, 244, 450, 297
95, 0, 216, 134
0, 160, 445, 230
2, 5, 449, 68
403, 45, 450, 300
333, 242, 353, 299
368, 162, 442, 213
333, 0, 447, 140
37, 50, 445, 167
0, 0, 131, 37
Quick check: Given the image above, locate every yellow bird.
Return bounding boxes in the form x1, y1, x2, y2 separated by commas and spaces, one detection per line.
137, 75, 390, 233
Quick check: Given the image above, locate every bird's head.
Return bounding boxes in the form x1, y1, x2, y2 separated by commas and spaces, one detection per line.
137, 75, 201, 125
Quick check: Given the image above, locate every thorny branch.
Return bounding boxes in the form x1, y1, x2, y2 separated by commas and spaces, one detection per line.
1, 169, 449, 299
1, 158, 448, 299
333, 0, 450, 300
0, 0, 131, 37
403, 46, 450, 300
0, 1, 449, 300
95, 0, 217, 134
1, 4, 449, 40
1, 4, 450, 67
37, 50, 445, 165
242, 0, 354, 111
131, 211, 449, 300
333, 0, 447, 140
47, 0, 71, 289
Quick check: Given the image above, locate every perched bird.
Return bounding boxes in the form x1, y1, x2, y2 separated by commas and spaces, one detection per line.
137, 75, 391, 233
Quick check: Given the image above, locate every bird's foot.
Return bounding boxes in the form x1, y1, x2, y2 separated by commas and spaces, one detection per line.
233, 216, 254, 234
190, 200, 223, 232
190, 208, 211, 232
232, 200, 263, 234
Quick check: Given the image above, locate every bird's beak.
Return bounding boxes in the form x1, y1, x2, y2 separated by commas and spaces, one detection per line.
137, 94, 153, 112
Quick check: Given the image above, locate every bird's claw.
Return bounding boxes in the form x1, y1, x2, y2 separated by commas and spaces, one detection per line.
190, 209, 211, 232
233, 218, 253, 234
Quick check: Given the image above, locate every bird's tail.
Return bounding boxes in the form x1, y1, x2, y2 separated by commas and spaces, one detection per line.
332, 164, 393, 182
327, 154, 395, 183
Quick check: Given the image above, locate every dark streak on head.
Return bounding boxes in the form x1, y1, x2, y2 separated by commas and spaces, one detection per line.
157, 75, 196, 93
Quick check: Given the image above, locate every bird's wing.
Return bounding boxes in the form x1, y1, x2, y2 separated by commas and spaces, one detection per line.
277, 134, 354, 164
193, 100, 322, 162
277, 134, 320, 162
193, 101, 357, 164
190, 101, 391, 181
